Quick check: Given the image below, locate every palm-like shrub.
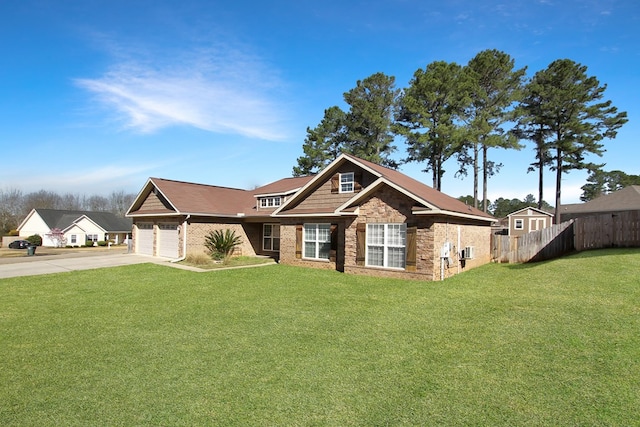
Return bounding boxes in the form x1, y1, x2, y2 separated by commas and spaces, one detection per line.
204, 229, 242, 263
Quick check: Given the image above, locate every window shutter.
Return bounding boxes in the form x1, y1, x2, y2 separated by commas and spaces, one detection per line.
329, 224, 338, 262
356, 223, 366, 266
406, 226, 417, 272
295, 225, 302, 259
354, 173, 363, 192
331, 173, 339, 194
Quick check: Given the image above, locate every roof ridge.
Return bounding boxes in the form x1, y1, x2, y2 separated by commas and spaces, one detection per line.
151, 177, 248, 192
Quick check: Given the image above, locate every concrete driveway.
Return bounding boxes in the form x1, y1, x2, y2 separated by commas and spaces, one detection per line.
0, 248, 197, 279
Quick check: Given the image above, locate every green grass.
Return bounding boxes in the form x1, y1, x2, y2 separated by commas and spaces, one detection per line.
1, 248, 639, 426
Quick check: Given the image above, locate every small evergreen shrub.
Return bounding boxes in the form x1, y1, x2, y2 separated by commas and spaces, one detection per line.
26, 234, 42, 246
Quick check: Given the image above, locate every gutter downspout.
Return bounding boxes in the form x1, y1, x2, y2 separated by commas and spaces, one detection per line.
171, 214, 190, 263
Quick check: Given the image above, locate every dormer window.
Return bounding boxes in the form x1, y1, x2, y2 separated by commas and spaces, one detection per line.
260, 196, 282, 208
340, 172, 354, 193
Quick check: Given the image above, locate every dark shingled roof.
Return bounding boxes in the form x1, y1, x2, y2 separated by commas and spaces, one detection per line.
560, 185, 640, 215
35, 209, 132, 232
345, 154, 493, 220
128, 175, 315, 217
128, 154, 494, 222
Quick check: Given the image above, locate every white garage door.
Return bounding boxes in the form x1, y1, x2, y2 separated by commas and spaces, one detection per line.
158, 223, 179, 258
137, 223, 154, 255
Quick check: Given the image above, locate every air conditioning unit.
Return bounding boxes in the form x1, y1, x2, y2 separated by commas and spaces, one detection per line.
463, 246, 475, 259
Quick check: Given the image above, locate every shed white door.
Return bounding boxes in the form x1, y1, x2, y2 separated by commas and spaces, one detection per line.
530, 218, 547, 231
158, 223, 179, 258
137, 223, 154, 255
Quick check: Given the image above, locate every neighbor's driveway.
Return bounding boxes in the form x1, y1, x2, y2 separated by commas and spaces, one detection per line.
0, 248, 194, 279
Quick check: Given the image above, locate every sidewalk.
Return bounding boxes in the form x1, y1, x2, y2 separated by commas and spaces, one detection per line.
0, 251, 202, 279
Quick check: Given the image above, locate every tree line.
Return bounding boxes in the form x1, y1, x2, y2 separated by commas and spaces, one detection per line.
0, 188, 136, 234
293, 49, 628, 223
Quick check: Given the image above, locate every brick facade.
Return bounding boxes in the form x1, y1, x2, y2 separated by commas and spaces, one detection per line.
279, 185, 492, 281
186, 219, 261, 257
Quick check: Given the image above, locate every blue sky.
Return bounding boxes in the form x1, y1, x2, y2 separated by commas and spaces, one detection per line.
1, 0, 638, 205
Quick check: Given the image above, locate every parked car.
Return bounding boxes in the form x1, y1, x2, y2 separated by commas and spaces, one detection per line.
8, 240, 32, 249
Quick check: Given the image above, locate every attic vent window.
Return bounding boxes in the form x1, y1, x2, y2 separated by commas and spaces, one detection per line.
340, 172, 354, 193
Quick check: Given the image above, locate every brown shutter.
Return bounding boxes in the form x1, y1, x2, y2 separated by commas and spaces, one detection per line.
329, 224, 338, 262
354, 173, 363, 192
406, 226, 417, 272
331, 173, 339, 194
295, 224, 303, 259
356, 223, 366, 266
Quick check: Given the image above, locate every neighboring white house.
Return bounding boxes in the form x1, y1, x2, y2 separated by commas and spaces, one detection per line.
17, 209, 132, 247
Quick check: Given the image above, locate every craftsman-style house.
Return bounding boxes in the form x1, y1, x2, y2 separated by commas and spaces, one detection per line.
126, 154, 494, 280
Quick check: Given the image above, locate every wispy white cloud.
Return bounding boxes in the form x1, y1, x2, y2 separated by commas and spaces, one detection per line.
76, 43, 290, 141
11, 163, 161, 194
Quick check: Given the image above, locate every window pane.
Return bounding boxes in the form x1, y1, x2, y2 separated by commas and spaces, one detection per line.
273, 238, 280, 251
304, 242, 316, 258
368, 245, 384, 266
264, 224, 272, 237
318, 242, 331, 259
263, 237, 271, 251
387, 247, 406, 269
387, 224, 406, 246
304, 225, 316, 240
273, 225, 280, 237
318, 224, 331, 242
367, 224, 384, 245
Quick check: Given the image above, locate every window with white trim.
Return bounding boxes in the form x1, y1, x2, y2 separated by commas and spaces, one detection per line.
70, 235, 77, 244
514, 219, 524, 230
340, 172, 354, 193
304, 223, 331, 260
366, 223, 406, 269
262, 224, 280, 251
86, 234, 99, 242
260, 197, 282, 208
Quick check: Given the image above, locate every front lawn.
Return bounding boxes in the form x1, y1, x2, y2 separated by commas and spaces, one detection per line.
1, 248, 639, 425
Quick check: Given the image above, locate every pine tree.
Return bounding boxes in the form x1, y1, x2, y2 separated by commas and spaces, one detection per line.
395, 61, 470, 190
293, 106, 347, 176
517, 59, 628, 222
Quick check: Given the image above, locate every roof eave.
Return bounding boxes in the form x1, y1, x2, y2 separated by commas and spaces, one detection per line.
271, 212, 345, 218
413, 209, 496, 222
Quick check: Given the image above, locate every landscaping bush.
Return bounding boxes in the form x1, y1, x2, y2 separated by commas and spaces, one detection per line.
26, 234, 42, 246
8, 229, 19, 236
184, 252, 214, 266
97, 241, 108, 247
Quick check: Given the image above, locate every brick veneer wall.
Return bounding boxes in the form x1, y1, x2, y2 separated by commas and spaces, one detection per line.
279, 218, 340, 271
343, 186, 438, 280
187, 219, 259, 257
431, 218, 492, 281
279, 185, 492, 281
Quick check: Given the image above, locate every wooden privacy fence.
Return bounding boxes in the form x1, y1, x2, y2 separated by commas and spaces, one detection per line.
492, 210, 640, 263
492, 221, 574, 263
574, 210, 640, 250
